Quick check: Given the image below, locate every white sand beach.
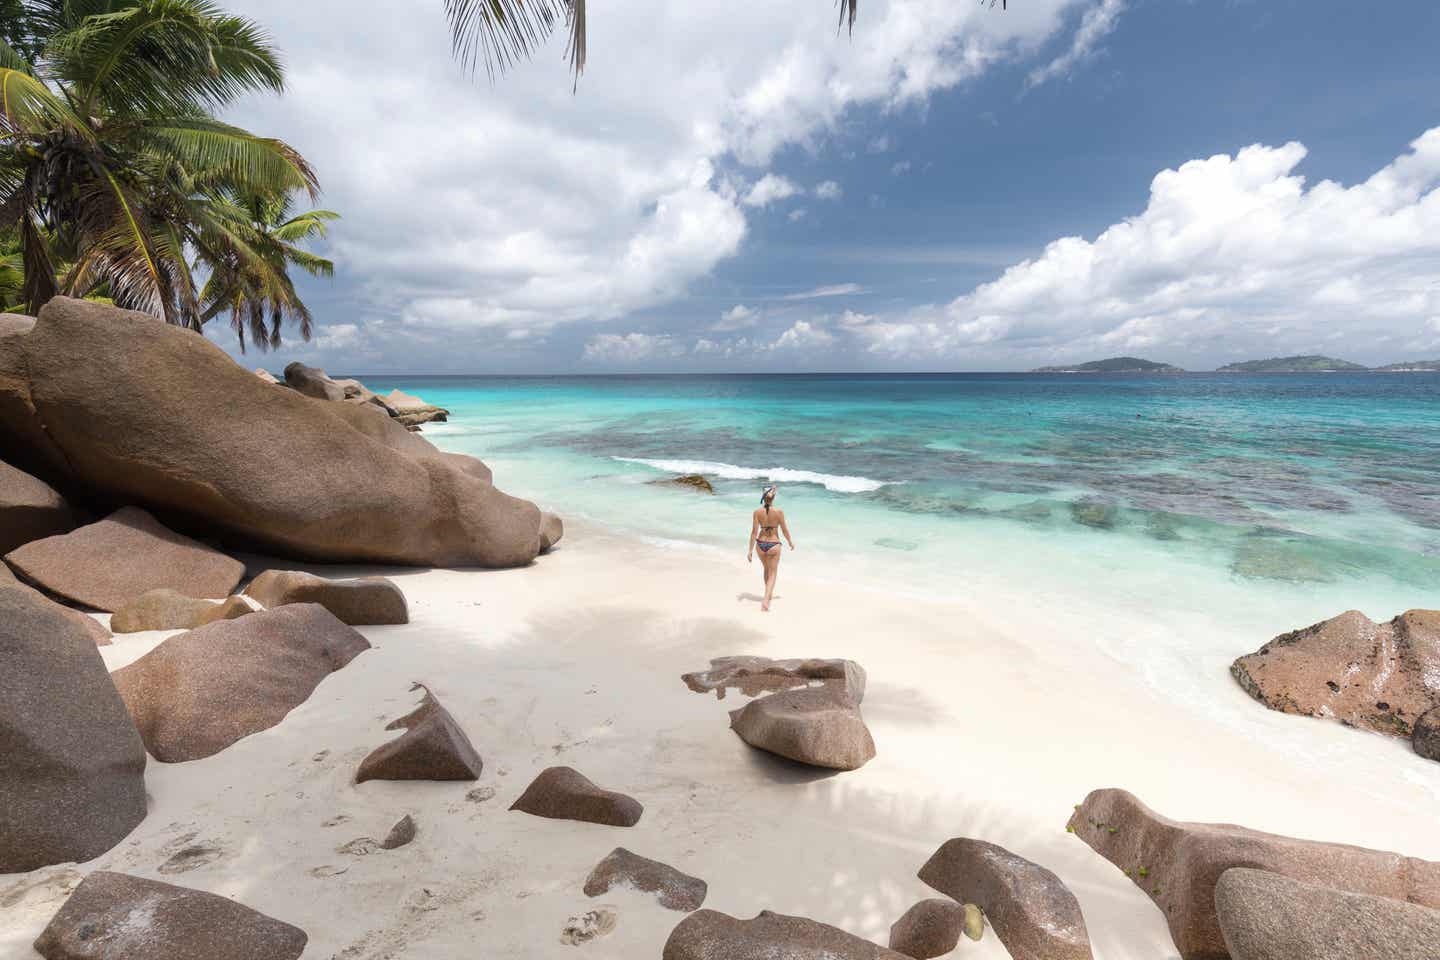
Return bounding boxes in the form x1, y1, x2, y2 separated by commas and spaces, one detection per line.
4, 519, 1437, 960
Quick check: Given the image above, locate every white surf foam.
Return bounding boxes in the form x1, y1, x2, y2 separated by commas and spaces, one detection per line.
613, 457, 890, 494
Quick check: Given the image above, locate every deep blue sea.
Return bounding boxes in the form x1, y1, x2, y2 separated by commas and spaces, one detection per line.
361, 372, 1440, 634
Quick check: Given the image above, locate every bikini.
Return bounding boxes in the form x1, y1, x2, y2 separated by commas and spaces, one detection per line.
757, 504, 781, 552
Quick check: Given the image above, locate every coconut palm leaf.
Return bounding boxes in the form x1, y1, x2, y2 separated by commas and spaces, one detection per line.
141, 118, 318, 197
445, 0, 583, 81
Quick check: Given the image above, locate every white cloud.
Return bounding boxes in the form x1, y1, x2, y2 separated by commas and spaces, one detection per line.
714, 304, 760, 330
788, 208, 809, 222
744, 173, 802, 208
891, 160, 912, 176
781, 282, 866, 300
867, 135, 894, 153
814, 180, 844, 201
772, 320, 835, 350
582, 332, 686, 363
1026, 0, 1125, 90
857, 127, 1440, 364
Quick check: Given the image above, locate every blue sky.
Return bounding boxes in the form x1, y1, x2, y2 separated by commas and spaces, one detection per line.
225, 0, 1440, 373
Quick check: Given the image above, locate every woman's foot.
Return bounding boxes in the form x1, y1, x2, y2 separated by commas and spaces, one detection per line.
760, 601, 770, 612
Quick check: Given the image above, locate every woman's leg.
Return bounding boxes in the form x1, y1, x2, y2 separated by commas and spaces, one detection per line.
761, 550, 780, 611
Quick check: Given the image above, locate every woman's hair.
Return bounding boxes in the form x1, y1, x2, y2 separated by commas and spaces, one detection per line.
761, 484, 777, 509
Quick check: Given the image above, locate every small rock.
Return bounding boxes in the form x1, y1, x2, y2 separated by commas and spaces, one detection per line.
111, 589, 253, 633
356, 686, 482, 783
663, 909, 907, 959
888, 899, 964, 959
381, 814, 418, 851
33, 871, 306, 960
540, 511, 564, 553
561, 908, 617, 946
510, 766, 643, 827
962, 903, 985, 941
466, 786, 497, 803
244, 569, 408, 625
1069, 497, 1118, 529
729, 686, 875, 770
918, 838, 1092, 960
1215, 867, 1440, 960
4, 506, 244, 612
1416, 706, 1440, 761
283, 361, 346, 401
651, 474, 714, 494
682, 656, 867, 702
584, 848, 707, 911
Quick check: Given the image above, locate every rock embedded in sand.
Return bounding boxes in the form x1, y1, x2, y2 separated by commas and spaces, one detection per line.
244, 569, 408, 625
356, 687, 482, 783
381, 814, 418, 850
5, 506, 244, 612
1416, 706, 1440, 761
583, 848, 708, 912
510, 766, 643, 827
664, 909, 908, 960
540, 511, 564, 552
683, 655, 867, 702
1, 584, 146, 872
1214, 867, 1440, 960
113, 604, 371, 762
918, 838, 1092, 960
33, 871, 307, 960
887, 899, 965, 959
0, 297, 554, 568
0, 458, 79, 554
111, 589, 253, 633
1067, 788, 1440, 960
1230, 608, 1440, 738
729, 686, 876, 770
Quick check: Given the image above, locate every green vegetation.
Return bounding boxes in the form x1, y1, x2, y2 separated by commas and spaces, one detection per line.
0, 0, 335, 349
1032, 357, 1185, 374
1215, 355, 1367, 373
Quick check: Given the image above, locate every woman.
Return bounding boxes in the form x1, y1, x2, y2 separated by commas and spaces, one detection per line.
747, 484, 795, 612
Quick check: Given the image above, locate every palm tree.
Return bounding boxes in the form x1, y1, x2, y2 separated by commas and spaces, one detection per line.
444, 0, 1004, 83
0, 0, 326, 349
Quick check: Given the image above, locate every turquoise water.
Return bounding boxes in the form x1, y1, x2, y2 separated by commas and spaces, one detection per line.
362, 373, 1440, 631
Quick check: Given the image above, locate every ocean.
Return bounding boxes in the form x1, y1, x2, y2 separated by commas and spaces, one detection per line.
362, 371, 1440, 643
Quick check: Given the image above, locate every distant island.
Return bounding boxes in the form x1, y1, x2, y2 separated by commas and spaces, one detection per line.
1215, 355, 1367, 373
1374, 360, 1440, 372
1031, 356, 1185, 374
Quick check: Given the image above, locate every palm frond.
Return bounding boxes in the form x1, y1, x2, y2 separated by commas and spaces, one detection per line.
445, 0, 584, 82
141, 118, 317, 196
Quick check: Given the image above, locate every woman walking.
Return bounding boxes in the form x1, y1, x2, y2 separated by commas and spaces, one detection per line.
747, 484, 795, 612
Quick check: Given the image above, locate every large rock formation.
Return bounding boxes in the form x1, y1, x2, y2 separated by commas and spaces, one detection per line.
0, 457, 79, 554
355, 686, 483, 783
1, 558, 112, 644
510, 766, 643, 827
584, 848, 708, 912
283, 360, 347, 401
683, 656, 867, 701
33, 871, 307, 960
1416, 706, 1440, 761
244, 569, 408, 625
887, 900, 965, 960
664, 910, 908, 960
1214, 867, 1440, 960
729, 687, 875, 770
110, 589, 253, 633
5, 507, 244, 612
1067, 788, 1440, 960
113, 604, 371, 762
0, 297, 554, 567
1, 583, 146, 872
918, 838, 1092, 960
386, 388, 450, 428
1231, 609, 1440, 738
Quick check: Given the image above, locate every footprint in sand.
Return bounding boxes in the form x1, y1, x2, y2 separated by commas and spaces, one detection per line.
309, 865, 350, 878
338, 837, 380, 856
322, 814, 352, 828
157, 844, 224, 874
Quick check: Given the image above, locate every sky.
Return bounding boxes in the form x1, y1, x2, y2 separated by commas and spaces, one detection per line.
221, 0, 1440, 373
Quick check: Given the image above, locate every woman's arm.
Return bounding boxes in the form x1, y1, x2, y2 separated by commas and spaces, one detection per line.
747, 511, 759, 561
780, 513, 795, 549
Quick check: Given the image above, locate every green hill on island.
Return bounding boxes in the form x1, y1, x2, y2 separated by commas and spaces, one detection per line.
1216, 355, 1367, 373
1374, 360, 1440, 372
1031, 356, 1185, 374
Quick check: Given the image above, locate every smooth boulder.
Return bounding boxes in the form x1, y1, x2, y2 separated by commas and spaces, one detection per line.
283, 360, 346, 401
1, 559, 112, 644
539, 511, 563, 552
0, 298, 552, 567
1, 584, 146, 872
684, 656, 866, 701
113, 604, 371, 762
0, 458, 79, 554
111, 589, 253, 633
1215, 867, 1440, 960
888, 900, 965, 960
584, 848, 708, 911
510, 766, 643, 827
34, 871, 306, 960
5, 506, 244, 612
356, 686, 482, 783
1067, 788, 1440, 960
1231, 609, 1440, 738
664, 910, 908, 960
918, 838, 1092, 960
1416, 706, 1440, 761
729, 687, 875, 770
244, 569, 408, 625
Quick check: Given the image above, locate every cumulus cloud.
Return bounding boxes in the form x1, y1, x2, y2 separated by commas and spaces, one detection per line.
814, 180, 844, 201
1026, 0, 1125, 90
772, 320, 835, 350
715, 304, 760, 330
854, 127, 1440, 365
788, 208, 809, 222
583, 332, 686, 363
744, 173, 803, 208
